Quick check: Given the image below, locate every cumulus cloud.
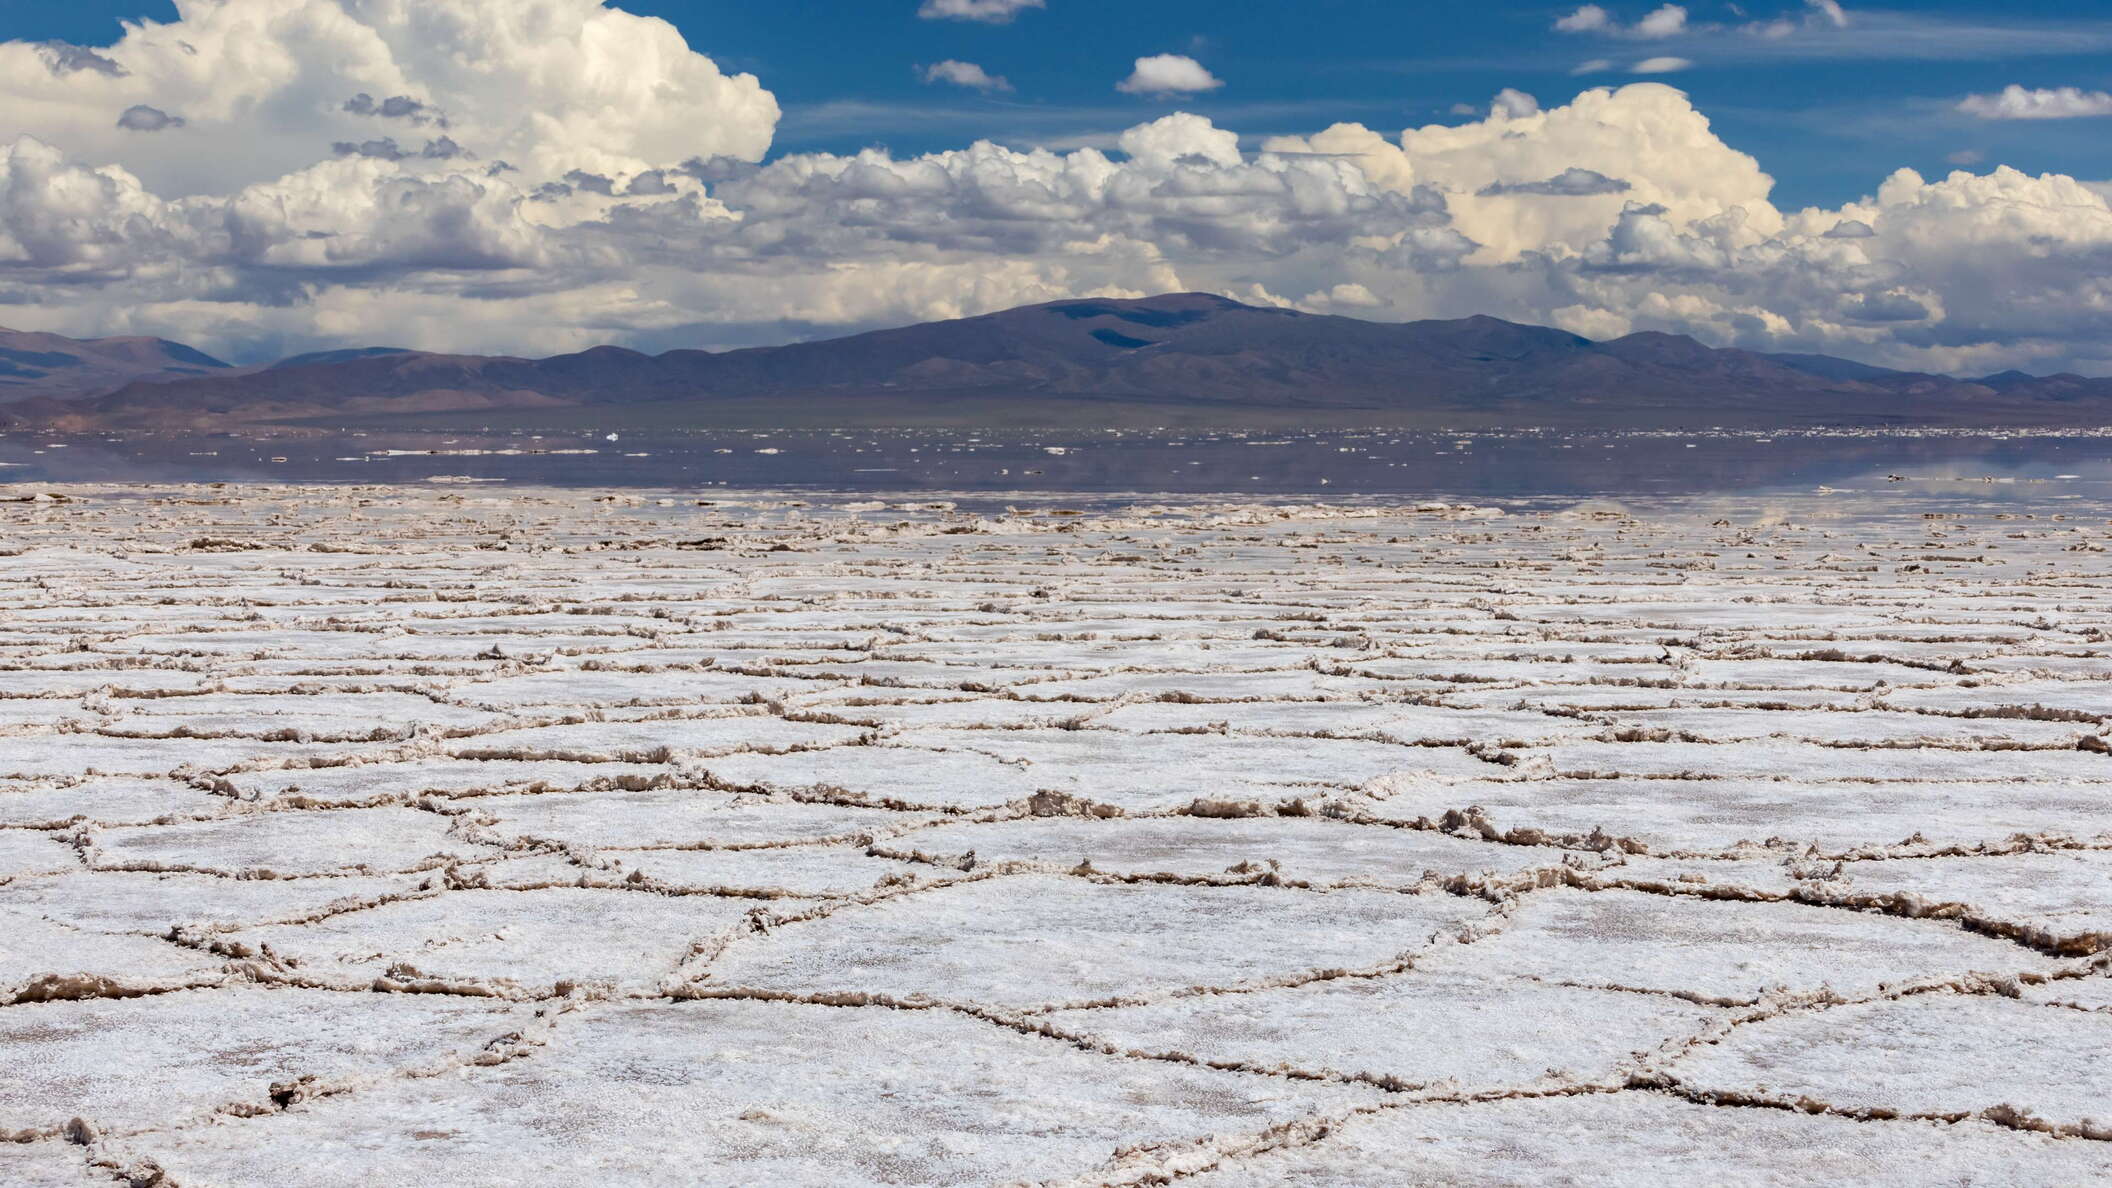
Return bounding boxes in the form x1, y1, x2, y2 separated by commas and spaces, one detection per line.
1958, 85, 2112, 120
1251, 86, 2112, 375
1117, 55, 1224, 96
0, 96, 1459, 357
8, 4, 2112, 378
115, 105, 184, 132
1263, 83, 1785, 264
0, 0, 778, 200
917, 0, 1044, 23
920, 60, 1013, 92
36, 42, 125, 77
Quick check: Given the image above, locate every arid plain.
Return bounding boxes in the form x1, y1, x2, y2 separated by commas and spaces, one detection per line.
1, 484, 2108, 1186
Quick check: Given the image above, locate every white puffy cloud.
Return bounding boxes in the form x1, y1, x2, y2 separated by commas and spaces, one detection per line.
920, 60, 1012, 93
1958, 85, 2112, 120
0, 96, 1462, 358
1555, 6, 1612, 34
1116, 55, 1224, 97
1508, 163, 2112, 374
7, 5, 2112, 378
0, 0, 778, 199
917, 0, 1043, 23
0, 137, 187, 275
1255, 85, 2112, 375
1266, 84, 1781, 264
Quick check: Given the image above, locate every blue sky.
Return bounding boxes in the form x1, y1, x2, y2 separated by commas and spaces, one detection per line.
10, 0, 2112, 209
8, 1, 2112, 374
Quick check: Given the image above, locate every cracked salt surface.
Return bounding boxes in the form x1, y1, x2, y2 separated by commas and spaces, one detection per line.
1, 483, 2108, 1183
110, 999, 1377, 1186
1670, 994, 2112, 1135
1412, 887, 2062, 1004
0, 989, 526, 1138
222, 887, 763, 996
90, 807, 490, 876
703, 874, 1492, 1009
1041, 970, 1720, 1089
1177, 1093, 2112, 1186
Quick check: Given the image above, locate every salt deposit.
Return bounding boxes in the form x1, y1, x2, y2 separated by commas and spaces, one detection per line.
0, 483, 2105, 1183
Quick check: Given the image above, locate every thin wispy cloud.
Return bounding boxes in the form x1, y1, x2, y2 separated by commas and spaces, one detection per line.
1709, 10, 2112, 60
916, 0, 1044, 24
1535, 4, 2112, 69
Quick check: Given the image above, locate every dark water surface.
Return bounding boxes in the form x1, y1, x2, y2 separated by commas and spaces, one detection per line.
3, 427, 2109, 503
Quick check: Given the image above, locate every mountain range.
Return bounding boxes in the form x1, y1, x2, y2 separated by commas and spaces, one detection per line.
0, 327, 233, 404
5, 293, 2110, 433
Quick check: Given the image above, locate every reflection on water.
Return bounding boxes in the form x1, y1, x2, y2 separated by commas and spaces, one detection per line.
2, 427, 2109, 502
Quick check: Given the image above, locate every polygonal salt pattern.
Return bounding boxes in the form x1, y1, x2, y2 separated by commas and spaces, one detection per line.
1414, 887, 2062, 1004
1042, 969, 1718, 1088
1, 485, 2108, 1181
110, 999, 1378, 1186
221, 887, 760, 996
1178, 1093, 2112, 1186
1668, 994, 2112, 1135
0, 988, 528, 1137
703, 874, 1493, 1009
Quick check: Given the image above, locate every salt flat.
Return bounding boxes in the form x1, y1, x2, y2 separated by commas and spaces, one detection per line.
0, 484, 2107, 1185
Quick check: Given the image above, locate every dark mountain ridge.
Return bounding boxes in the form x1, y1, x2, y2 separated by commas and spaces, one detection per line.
5, 294, 2110, 432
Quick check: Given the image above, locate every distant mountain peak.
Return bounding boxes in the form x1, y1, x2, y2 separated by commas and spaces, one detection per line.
270, 346, 414, 371
5, 294, 2106, 433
